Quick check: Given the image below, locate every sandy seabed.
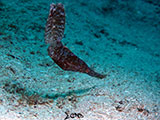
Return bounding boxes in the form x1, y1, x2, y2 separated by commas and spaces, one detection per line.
0, 0, 160, 119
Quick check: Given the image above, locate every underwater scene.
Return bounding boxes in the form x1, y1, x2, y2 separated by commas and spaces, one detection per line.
0, 0, 160, 119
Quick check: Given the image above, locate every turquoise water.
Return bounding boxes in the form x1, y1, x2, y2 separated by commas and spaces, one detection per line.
0, 0, 160, 119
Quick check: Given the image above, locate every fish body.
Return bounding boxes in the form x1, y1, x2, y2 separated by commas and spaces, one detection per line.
45, 3, 106, 79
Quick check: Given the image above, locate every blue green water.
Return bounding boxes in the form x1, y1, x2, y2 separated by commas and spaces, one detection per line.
0, 0, 160, 119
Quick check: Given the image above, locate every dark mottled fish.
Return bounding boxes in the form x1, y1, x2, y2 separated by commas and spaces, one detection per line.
45, 3, 106, 79
45, 3, 65, 46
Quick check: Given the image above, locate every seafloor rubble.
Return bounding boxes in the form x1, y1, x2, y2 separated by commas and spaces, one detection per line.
0, 0, 159, 119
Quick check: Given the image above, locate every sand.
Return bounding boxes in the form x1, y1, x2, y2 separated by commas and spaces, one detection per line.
0, 0, 160, 119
